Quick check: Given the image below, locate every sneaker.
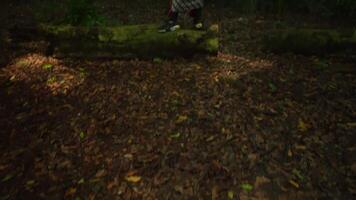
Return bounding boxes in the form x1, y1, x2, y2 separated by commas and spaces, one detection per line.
158, 21, 180, 33
194, 22, 204, 30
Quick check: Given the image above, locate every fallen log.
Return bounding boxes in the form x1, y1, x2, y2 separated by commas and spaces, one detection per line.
263, 29, 356, 55
39, 24, 219, 58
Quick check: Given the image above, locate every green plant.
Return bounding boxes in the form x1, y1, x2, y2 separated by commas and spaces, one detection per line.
65, 0, 106, 26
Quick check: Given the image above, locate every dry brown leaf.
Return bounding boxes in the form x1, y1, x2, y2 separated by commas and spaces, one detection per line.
153, 171, 170, 186
126, 170, 138, 176
298, 119, 309, 132
176, 115, 188, 124
248, 153, 257, 162
212, 185, 219, 200
289, 180, 300, 188
107, 180, 118, 190
174, 185, 184, 194
295, 145, 307, 151
125, 175, 141, 183
351, 163, 356, 173
206, 136, 215, 142
65, 187, 77, 197
346, 122, 356, 127
254, 176, 271, 188
124, 154, 133, 159
88, 193, 96, 200
288, 149, 293, 157
228, 190, 234, 199
95, 169, 106, 178
59, 160, 72, 168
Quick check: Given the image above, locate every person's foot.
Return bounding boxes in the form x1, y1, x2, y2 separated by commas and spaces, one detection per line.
158, 21, 180, 33
194, 22, 204, 30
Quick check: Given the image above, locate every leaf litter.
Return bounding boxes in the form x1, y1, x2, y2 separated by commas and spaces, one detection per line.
0, 4, 355, 200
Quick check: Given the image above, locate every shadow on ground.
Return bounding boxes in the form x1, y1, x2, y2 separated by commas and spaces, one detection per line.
0, 51, 355, 199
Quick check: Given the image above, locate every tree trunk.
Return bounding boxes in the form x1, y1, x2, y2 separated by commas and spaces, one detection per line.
263, 29, 356, 55
40, 24, 219, 58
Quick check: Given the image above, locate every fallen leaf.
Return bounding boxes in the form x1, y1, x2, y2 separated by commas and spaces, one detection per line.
248, 153, 257, 162
153, 58, 163, 63
124, 154, 133, 159
1, 174, 13, 182
153, 172, 169, 186
26, 180, 36, 186
65, 187, 77, 197
80, 131, 85, 139
206, 136, 215, 142
298, 119, 309, 132
176, 115, 188, 124
292, 169, 304, 181
212, 185, 219, 200
289, 180, 300, 188
78, 178, 85, 184
172, 91, 180, 97
126, 170, 138, 176
227, 190, 234, 199
174, 185, 184, 194
59, 160, 72, 168
185, 186, 193, 196
295, 145, 307, 150
107, 180, 118, 190
88, 193, 95, 200
95, 169, 106, 178
241, 183, 253, 192
288, 149, 293, 157
170, 132, 181, 139
89, 178, 100, 183
268, 82, 277, 92
208, 25, 219, 34
47, 77, 56, 84
125, 175, 141, 183
346, 122, 356, 127
351, 163, 356, 173
254, 176, 271, 188
42, 63, 53, 70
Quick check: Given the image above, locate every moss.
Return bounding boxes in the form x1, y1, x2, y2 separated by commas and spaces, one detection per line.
40, 24, 76, 38
203, 38, 219, 54
351, 30, 356, 42
264, 28, 354, 55
42, 24, 218, 58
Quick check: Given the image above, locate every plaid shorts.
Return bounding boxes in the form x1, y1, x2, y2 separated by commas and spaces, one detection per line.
171, 0, 204, 13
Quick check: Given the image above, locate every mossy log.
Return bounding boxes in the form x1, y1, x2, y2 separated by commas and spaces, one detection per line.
263, 29, 356, 55
39, 24, 219, 58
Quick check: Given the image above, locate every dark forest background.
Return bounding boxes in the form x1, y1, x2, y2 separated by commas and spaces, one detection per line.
1, 0, 355, 27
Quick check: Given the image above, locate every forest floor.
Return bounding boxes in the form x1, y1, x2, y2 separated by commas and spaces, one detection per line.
1, 1, 356, 200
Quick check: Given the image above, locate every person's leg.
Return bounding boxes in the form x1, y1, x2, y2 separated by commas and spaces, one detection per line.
190, 8, 203, 30
168, 11, 179, 24
158, 1, 181, 32
190, 8, 202, 24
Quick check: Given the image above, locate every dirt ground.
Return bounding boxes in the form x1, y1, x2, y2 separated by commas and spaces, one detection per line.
0, 1, 355, 199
